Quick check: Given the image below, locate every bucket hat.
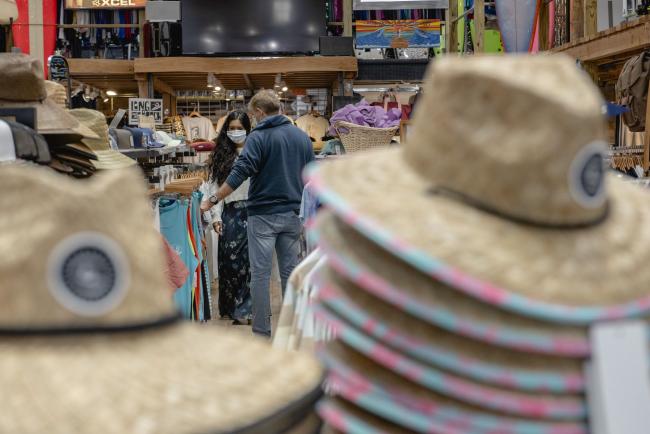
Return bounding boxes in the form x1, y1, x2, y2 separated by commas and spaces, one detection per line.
0, 54, 98, 141
305, 54, 650, 324
0, 164, 323, 433
68, 108, 137, 170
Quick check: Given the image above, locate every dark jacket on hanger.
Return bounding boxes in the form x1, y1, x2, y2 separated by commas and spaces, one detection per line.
226, 115, 314, 217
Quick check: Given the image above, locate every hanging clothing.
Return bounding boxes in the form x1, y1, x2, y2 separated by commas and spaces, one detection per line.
182, 115, 217, 142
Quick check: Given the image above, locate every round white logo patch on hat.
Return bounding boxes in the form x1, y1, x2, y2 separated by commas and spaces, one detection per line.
568, 140, 607, 209
47, 232, 130, 317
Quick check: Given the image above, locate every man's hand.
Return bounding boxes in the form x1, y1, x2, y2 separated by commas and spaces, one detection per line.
213, 221, 223, 235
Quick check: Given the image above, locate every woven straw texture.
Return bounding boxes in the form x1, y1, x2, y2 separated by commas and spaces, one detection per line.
315, 306, 585, 421
320, 341, 587, 432
68, 109, 136, 169
334, 121, 397, 154
313, 211, 593, 357
308, 148, 650, 309
318, 398, 413, 434
45, 80, 68, 108
305, 55, 650, 323
317, 267, 584, 393
0, 325, 323, 434
0, 164, 172, 328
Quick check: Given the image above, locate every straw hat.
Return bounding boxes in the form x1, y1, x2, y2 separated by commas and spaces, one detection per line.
0, 54, 98, 141
305, 54, 650, 323
45, 80, 68, 108
320, 342, 588, 434
68, 108, 137, 170
313, 211, 591, 358
0, 164, 323, 433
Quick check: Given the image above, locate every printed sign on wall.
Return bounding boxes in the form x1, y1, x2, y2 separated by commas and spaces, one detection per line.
128, 98, 163, 125
65, 0, 147, 9
356, 19, 441, 48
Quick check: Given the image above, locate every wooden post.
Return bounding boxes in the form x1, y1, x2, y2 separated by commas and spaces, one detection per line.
571, 0, 584, 42
446, 0, 459, 54
138, 10, 146, 58
539, 0, 550, 51
474, 0, 485, 53
343, 0, 353, 37
584, 0, 598, 38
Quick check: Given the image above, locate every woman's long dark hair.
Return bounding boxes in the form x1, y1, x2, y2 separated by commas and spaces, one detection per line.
208, 111, 252, 185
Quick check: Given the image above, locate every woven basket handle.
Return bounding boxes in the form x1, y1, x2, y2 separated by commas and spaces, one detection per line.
334, 121, 352, 137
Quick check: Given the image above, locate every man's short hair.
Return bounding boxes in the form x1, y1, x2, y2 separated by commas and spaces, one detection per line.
249, 89, 281, 115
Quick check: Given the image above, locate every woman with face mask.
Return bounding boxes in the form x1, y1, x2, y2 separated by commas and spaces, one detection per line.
203, 110, 253, 325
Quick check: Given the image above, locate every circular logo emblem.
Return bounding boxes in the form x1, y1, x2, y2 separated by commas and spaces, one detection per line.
568, 141, 607, 209
47, 232, 130, 316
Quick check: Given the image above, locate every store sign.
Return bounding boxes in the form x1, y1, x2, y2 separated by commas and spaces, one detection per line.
65, 0, 147, 9
48, 55, 70, 81
353, 0, 448, 10
128, 98, 163, 125
356, 20, 441, 49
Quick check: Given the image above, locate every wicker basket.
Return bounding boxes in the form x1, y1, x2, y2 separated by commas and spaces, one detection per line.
334, 121, 398, 154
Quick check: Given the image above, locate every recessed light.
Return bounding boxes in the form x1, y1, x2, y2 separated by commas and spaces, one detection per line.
106, 90, 117, 96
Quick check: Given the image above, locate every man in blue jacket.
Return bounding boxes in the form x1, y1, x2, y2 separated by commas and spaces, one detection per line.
206, 90, 314, 337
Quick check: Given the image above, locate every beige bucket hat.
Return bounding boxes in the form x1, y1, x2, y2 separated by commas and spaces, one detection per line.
305, 54, 650, 325
0, 0, 17, 24
0, 164, 323, 433
0, 54, 98, 141
68, 108, 137, 170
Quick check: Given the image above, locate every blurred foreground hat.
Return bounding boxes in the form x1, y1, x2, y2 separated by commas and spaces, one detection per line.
0, 164, 323, 433
0, 54, 98, 141
0, 0, 17, 24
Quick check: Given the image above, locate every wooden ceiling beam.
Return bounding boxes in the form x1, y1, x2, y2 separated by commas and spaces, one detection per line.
134, 56, 358, 75
68, 59, 134, 75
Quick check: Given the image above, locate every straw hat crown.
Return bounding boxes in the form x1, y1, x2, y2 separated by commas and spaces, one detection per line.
404, 54, 607, 226
70, 108, 111, 151
0, 164, 175, 329
0, 53, 47, 102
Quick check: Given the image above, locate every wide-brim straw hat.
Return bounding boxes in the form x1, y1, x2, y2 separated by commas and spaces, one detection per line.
320, 349, 588, 434
0, 54, 98, 141
68, 108, 137, 170
305, 54, 650, 325
0, 164, 323, 433
318, 398, 413, 434
316, 266, 584, 394
314, 302, 585, 421
312, 211, 592, 358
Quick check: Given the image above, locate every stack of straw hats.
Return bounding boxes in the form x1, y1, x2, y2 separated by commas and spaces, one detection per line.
306, 55, 650, 433
0, 164, 323, 433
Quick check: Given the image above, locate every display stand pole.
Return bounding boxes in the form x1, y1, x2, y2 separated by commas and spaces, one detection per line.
586, 321, 650, 434
539, 0, 550, 51
474, 0, 485, 53
570, 0, 584, 42
343, 0, 353, 37
643, 90, 650, 175
584, 0, 597, 38
446, 0, 459, 54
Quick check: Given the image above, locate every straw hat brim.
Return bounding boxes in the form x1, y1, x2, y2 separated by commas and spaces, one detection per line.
0, 98, 99, 140
0, 324, 323, 434
91, 150, 137, 170
318, 398, 413, 434
305, 148, 650, 324
316, 269, 584, 393
321, 360, 588, 434
314, 305, 585, 421
312, 211, 591, 357
320, 342, 588, 434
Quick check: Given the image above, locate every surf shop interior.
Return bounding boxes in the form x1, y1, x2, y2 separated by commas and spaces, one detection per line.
3, 1, 650, 433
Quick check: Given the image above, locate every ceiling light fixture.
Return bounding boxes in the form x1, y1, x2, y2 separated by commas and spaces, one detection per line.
207, 72, 223, 91
106, 90, 117, 96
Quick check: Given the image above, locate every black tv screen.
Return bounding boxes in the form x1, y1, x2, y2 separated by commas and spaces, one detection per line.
181, 0, 326, 55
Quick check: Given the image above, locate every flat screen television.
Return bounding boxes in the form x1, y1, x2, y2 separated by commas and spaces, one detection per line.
181, 0, 326, 55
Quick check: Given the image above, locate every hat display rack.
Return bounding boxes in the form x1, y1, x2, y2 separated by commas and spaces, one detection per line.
297, 55, 650, 434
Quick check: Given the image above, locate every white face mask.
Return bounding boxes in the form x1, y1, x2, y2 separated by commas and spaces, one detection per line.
227, 130, 247, 144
